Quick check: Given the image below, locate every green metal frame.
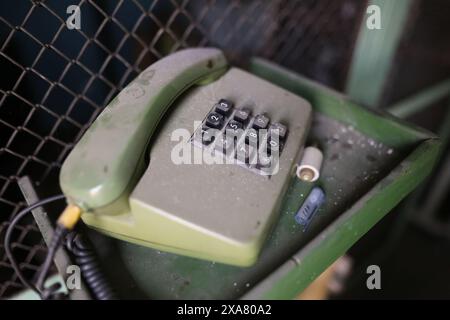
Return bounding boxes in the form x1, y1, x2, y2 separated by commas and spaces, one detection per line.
243, 59, 440, 298
387, 79, 450, 118
345, 0, 413, 107
346, 0, 450, 251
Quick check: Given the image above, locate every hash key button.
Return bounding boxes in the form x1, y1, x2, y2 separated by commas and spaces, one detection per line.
269, 123, 287, 140
205, 112, 224, 129
215, 99, 233, 115
253, 114, 270, 130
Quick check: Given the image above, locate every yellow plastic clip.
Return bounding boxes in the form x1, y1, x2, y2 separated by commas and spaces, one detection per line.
57, 204, 82, 230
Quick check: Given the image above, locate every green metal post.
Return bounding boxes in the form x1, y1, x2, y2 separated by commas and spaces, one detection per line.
387, 79, 450, 118
346, 0, 413, 107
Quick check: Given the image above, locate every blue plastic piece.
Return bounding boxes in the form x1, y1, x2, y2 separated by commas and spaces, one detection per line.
294, 187, 326, 230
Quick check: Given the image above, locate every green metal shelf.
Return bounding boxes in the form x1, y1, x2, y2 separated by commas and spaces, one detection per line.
84, 59, 440, 299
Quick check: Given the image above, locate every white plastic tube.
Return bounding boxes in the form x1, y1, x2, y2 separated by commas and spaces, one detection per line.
296, 146, 323, 182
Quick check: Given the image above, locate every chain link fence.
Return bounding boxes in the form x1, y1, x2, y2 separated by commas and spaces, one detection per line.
0, 0, 366, 298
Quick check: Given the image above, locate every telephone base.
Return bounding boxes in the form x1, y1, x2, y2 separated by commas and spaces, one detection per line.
81, 207, 260, 267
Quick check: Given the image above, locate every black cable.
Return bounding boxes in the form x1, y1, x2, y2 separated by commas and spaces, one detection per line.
65, 232, 117, 300
35, 224, 68, 299
4, 194, 66, 299
5, 194, 116, 300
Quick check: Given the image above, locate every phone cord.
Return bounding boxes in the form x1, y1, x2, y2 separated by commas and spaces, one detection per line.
65, 231, 116, 300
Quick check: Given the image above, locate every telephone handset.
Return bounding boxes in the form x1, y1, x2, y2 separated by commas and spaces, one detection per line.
60, 48, 227, 213
60, 48, 312, 266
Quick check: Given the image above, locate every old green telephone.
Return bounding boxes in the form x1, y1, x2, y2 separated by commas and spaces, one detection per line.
59, 48, 312, 266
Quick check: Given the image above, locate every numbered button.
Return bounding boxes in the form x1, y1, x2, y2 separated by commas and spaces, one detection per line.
252, 114, 270, 130
200, 127, 217, 145
226, 119, 244, 131
193, 126, 217, 146
215, 99, 233, 116
245, 128, 260, 146
257, 152, 273, 168
269, 123, 287, 140
266, 138, 283, 154
225, 120, 244, 139
257, 153, 278, 175
234, 108, 250, 123
205, 112, 224, 129
235, 143, 257, 165
215, 135, 235, 156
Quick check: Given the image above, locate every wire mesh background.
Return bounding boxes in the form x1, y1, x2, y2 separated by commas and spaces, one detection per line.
0, 0, 369, 298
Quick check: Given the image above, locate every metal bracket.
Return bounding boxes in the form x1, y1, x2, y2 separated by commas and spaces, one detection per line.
17, 176, 91, 300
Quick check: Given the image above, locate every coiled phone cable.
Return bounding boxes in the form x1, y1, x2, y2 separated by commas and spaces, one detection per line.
4, 195, 114, 300
65, 231, 116, 300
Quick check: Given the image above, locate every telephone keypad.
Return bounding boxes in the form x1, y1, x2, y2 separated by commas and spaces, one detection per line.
192, 99, 288, 175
